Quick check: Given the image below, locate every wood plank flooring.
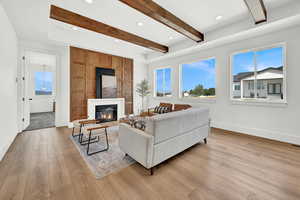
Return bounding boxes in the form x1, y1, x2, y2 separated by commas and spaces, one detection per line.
0, 127, 299, 200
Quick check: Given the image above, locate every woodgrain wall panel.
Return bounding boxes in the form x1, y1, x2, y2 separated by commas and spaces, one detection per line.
112, 56, 124, 98
70, 46, 133, 121
123, 59, 133, 115
70, 61, 87, 121
99, 53, 112, 68
86, 52, 99, 100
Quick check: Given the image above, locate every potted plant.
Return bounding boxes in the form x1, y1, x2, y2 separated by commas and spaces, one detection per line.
136, 79, 150, 112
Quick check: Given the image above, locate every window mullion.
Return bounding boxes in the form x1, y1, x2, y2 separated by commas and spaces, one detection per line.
254, 51, 258, 99
163, 69, 165, 97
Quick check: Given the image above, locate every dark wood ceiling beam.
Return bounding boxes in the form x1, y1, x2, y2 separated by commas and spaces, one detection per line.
244, 0, 267, 24
119, 0, 204, 42
50, 5, 168, 53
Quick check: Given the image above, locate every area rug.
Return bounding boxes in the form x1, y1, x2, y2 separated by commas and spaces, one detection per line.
70, 126, 136, 179
25, 112, 55, 131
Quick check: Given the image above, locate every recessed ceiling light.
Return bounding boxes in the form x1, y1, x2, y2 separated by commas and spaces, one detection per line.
169, 36, 173, 40
84, 0, 93, 4
72, 26, 78, 31
216, 15, 223, 20
114, 39, 120, 43
137, 22, 144, 26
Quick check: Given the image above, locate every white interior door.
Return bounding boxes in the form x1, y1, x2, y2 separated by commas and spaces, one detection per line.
22, 53, 30, 130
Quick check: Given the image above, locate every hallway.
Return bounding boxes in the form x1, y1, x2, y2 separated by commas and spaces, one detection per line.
25, 112, 55, 131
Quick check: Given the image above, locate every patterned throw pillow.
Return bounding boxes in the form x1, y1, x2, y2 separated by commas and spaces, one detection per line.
154, 106, 171, 114
157, 106, 163, 114
161, 107, 169, 113
134, 120, 146, 131
164, 106, 170, 113
154, 106, 160, 113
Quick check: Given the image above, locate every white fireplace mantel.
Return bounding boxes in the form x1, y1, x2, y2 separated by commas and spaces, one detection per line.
87, 98, 125, 120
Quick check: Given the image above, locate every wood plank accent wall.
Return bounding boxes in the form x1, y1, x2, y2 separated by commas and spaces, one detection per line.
70, 46, 133, 121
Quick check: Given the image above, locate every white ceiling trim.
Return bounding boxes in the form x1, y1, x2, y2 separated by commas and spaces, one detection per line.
146, 14, 300, 64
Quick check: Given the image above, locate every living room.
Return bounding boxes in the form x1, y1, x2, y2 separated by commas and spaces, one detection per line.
1, 0, 300, 199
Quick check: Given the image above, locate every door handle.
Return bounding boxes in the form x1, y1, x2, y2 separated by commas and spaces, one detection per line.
29, 98, 33, 100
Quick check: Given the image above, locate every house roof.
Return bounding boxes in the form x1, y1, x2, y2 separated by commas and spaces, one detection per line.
233, 66, 282, 82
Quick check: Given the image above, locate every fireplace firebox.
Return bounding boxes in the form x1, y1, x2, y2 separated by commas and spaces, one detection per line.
95, 104, 118, 122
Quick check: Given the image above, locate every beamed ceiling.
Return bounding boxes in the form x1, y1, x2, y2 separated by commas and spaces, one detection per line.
1, 0, 297, 55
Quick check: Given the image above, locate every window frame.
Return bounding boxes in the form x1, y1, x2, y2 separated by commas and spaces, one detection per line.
153, 67, 173, 98
229, 43, 287, 105
179, 56, 217, 102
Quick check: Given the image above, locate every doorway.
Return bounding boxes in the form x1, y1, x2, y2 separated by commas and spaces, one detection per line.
22, 51, 57, 131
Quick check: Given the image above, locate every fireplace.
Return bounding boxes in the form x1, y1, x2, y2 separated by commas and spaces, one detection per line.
88, 99, 125, 120
95, 104, 118, 122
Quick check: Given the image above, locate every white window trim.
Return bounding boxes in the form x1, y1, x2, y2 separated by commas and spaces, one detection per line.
229, 43, 287, 106
153, 67, 173, 98
179, 56, 216, 103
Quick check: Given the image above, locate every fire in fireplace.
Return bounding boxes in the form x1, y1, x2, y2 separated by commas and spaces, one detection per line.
95, 104, 118, 122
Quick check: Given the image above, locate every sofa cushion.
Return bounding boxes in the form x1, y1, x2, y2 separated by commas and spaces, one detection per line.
145, 107, 209, 144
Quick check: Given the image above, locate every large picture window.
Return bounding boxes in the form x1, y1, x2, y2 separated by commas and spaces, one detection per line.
181, 58, 216, 98
231, 45, 285, 102
155, 68, 172, 97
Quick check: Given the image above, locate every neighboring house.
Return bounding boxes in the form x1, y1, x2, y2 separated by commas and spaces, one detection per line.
233, 67, 283, 100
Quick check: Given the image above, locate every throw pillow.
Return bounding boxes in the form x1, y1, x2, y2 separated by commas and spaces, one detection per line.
134, 120, 146, 131
154, 106, 160, 113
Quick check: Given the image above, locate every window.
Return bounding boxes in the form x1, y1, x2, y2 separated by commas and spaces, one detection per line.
155, 68, 172, 97
231, 46, 285, 102
257, 80, 264, 90
35, 71, 53, 95
234, 84, 240, 91
268, 83, 281, 94
181, 58, 216, 98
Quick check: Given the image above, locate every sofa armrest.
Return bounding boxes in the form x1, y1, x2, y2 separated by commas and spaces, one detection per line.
119, 123, 154, 169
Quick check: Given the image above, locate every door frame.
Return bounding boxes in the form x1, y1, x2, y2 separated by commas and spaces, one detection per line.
19, 46, 61, 131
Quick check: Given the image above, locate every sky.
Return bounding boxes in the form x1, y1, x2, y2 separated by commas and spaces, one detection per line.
182, 58, 216, 91
233, 47, 283, 75
35, 71, 53, 92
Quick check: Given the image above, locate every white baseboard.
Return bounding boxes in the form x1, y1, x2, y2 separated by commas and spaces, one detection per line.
55, 120, 69, 128
0, 132, 18, 162
211, 121, 300, 145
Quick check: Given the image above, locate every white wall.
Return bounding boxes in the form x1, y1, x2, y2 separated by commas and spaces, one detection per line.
133, 60, 148, 114
0, 4, 18, 161
148, 26, 300, 145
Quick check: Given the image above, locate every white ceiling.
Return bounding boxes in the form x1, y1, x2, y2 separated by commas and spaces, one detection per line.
0, 0, 297, 57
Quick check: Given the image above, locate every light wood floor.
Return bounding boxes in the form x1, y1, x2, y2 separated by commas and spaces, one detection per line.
0, 127, 300, 200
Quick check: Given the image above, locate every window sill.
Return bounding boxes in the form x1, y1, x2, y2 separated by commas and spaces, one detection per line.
152, 96, 174, 100
231, 99, 287, 107
179, 97, 216, 104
